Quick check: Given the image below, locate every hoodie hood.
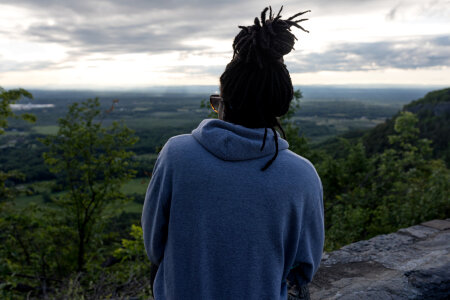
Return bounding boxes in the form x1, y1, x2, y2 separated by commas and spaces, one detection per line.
192, 119, 289, 161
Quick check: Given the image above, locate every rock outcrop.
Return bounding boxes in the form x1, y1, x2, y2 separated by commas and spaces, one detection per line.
310, 219, 450, 299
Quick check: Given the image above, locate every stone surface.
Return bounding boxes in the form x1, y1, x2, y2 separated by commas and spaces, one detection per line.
310, 220, 450, 300
397, 224, 439, 239
421, 219, 450, 230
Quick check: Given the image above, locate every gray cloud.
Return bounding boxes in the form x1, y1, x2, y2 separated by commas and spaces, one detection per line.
165, 35, 450, 77
287, 35, 450, 72
26, 22, 204, 54
433, 35, 450, 46
2, 0, 450, 75
385, 0, 450, 21
0, 60, 57, 72
161, 64, 226, 77
5, 0, 386, 57
15, 1, 258, 58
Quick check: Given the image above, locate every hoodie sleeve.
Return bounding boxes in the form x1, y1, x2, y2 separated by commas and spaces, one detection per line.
141, 143, 173, 266
287, 178, 325, 286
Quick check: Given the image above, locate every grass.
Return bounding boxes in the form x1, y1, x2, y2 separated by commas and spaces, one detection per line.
2, 130, 29, 136
121, 202, 143, 214
122, 177, 149, 195
15, 194, 45, 208
136, 153, 158, 160
32, 125, 59, 135
297, 116, 385, 132
125, 116, 201, 130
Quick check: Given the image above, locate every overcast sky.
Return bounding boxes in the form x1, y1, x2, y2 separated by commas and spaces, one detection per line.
1, 0, 449, 89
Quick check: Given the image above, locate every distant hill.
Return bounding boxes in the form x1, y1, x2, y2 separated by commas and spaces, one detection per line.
363, 88, 450, 164
313, 88, 450, 165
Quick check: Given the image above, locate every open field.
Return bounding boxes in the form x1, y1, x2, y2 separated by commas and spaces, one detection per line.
32, 125, 59, 135
122, 177, 150, 195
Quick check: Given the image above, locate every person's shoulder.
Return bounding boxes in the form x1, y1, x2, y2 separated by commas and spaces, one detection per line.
158, 133, 204, 162
166, 133, 194, 147
282, 149, 318, 173
279, 149, 322, 186
160, 134, 195, 155
152, 134, 195, 170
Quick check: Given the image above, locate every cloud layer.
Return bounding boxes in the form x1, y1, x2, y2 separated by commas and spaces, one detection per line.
1, 0, 449, 86
289, 35, 450, 72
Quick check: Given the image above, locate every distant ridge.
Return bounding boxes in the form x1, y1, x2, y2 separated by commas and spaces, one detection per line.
363, 88, 450, 165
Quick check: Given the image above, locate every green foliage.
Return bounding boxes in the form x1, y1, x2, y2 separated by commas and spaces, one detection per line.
1, 97, 142, 298
364, 87, 450, 165
322, 111, 450, 250
45, 224, 152, 299
0, 202, 73, 298
109, 224, 152, 298
0, 135, 54, 184
0, 87, 41, 297
0, 87, 36, 202
405, 87, 450, 106
316, 139, 371, 207
114, 225, 150, 270
40, 98, 139, 272
0, 87, 36, 135
281, 90, 310, 157
0, 170, 25, 201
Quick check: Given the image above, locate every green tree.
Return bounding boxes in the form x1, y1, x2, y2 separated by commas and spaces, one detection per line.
324, 111, 450, 250
317, 139, 373, 250
0, 87, 36, 201
0, 87, 35, 135
0, 87, 42, 297
368, 111, 448, 232
0, 203, 73, 297
280, 90, 310, 157
49, 224, 152, 299
41, 98, 138, 272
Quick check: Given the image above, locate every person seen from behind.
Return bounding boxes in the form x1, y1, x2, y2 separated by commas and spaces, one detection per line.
142, 6, 324, 300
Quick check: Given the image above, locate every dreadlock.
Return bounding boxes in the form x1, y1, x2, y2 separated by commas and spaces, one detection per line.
219, 6, 310, 171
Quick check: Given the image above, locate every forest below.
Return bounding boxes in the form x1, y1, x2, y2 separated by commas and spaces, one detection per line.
0, 86, 449, 299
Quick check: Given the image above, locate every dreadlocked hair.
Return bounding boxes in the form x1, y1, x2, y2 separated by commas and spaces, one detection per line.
220, 6, 310, 171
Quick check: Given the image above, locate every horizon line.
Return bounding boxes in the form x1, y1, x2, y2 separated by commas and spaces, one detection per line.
3, 83, 449, 92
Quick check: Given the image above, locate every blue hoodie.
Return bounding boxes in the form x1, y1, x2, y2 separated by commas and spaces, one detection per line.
141, 119, 324, 300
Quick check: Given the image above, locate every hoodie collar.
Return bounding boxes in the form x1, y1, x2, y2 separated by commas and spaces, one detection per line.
192, 119, 289, 161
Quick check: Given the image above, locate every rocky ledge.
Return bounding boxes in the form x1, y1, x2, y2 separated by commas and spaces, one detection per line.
310, 219, 450, 300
